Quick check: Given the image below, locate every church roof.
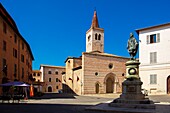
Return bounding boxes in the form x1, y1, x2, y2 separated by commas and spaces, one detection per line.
83, 51, 130, 59
86, 10, 104, 33
91, 10, 99, 28
64, 56, 82, 63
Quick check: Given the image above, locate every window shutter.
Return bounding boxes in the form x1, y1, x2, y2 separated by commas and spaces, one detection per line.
157, 33, 160, 43
150, 52, 153, 63
154, 52, 157, 63
154, 74, 157, 84
150, 75, 153, 84
147, 35, 150, 44
150, 74, 157, 84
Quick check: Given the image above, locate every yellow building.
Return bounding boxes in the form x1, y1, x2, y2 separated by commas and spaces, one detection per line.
0, 3, 34, 94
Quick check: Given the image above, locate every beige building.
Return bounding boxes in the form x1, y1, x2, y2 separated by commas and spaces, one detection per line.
0, 3, 34, 94
39, 65, 65, 93
63, 11, 129, 95
32, 70, 44, 93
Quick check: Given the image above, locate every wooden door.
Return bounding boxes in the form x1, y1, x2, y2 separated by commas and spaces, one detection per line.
95, 83, 99, 94
106, 77, 113, 93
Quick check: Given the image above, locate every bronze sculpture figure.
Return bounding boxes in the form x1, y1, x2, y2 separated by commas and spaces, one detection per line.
127, 33, 138, 59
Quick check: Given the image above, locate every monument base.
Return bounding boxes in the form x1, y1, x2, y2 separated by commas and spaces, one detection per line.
109, 79, 155, 110
111, 98, 154, 104
109, 103, 155, 109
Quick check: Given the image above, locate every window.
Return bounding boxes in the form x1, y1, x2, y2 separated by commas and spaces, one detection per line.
26, 59, 28, 66
147, 33, 160, 44
22, 42, 24, 50
2, 58, 6, 68
150, 34, 156, 43
21, 54, 24, 63
48, 71, 52, 74
56, 78, 59, 82
38, 73, 40, 76
3, 22, 7, 34
56, 86, 58, 89
95, 33, 98, 40
150, 74, 157, 84
13, 48, 17, 58
14, 64, 17, 77
55, 71, 58, 75
49, 78, 51, 82
14, 34, 17, 43
2, 58, 7, 75
98, 34, 101, 40
3, 40, 6, 51
88, 35, 91, 42
108, 63, 113, 69
150, 52, 157, 64
95, 72, 98, 76
33, 73, 36, 76
22, 68, 24, 78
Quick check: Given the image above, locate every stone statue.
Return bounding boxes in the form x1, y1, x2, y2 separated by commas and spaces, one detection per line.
127, 33, 138, 59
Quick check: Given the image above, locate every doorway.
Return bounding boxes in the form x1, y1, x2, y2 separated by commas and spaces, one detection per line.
95, 83, 99, 94
167, 76, 170, 94
106, 77, 114, 93
48, 86, 52, 92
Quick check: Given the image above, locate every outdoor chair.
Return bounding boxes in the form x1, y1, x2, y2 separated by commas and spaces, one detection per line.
12, 95, 24, 103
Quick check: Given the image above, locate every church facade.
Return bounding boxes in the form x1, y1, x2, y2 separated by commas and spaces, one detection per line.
62, 11, 129, 95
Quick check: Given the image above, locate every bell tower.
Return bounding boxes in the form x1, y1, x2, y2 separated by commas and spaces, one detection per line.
86, 10, 104, 52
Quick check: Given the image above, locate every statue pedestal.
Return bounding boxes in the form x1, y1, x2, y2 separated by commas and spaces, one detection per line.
111, 79, 152, 104
109, 60, 154, 110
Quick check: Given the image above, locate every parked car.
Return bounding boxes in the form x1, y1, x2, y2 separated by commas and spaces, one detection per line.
58, 90, 63, 94
141, 89, 148, 96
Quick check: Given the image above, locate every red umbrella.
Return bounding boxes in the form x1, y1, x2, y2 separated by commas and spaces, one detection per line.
30, 84, 34, 97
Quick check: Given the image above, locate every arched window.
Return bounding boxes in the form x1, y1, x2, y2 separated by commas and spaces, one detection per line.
88, 35, 91, 42
48, 71, 51, 74
56, 78, 59, 82
98, 34, 101, 40
49, 78, 51, 82
38, 73, 40, 76
33, 73, 36, 76
95, 33, 98, 40
55, 71, 58, 75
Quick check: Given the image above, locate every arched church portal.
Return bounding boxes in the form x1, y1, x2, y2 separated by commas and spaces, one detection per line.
104, 73, 117, 93
106, 77, 113, 93
167, 75, 170, 94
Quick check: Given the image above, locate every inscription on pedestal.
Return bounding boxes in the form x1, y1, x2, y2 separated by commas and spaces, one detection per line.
127, 86, 136, 92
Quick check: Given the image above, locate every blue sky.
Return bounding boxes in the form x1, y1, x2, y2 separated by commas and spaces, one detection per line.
1, 0, 170, 70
